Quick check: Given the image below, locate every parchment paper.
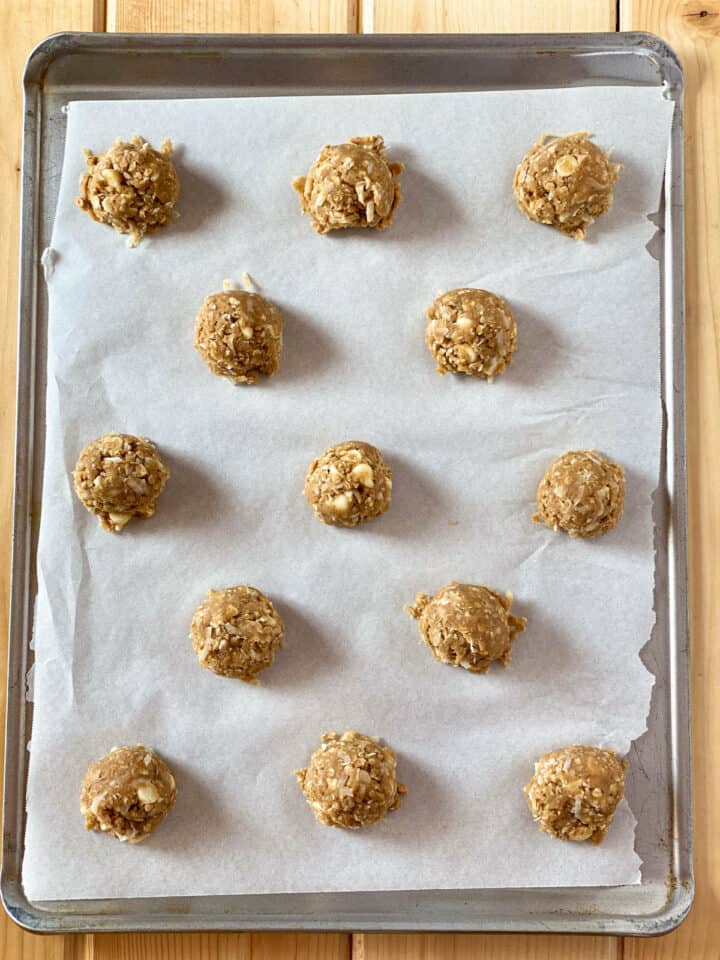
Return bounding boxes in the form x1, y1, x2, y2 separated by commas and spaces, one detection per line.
23, 87, 674, 901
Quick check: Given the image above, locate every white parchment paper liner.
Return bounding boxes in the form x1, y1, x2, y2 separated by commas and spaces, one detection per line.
23, 87, 673, 900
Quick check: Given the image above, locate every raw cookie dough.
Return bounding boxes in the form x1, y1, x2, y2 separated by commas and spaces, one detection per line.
73, 433, 170, 533
293, 135, 403, 234
295, 731, 406, 828
190, 585, 285, 682
304, 441, 392, 527
513, 133, 621, 239
533, 449, 625, 539
76, 135, 180, 246
194, 289, 284, 384
405, 581, 527, 673
525, 745, 628, 844
80, 745, 177, 844
425, 288, 517, 380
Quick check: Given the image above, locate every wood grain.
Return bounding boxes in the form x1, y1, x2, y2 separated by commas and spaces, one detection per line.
362, 0, 615, 33
619, 4, 720, 960
352, 933, 620, 960
83, 933, 350, 960
107, 0, 357, 32
0, 1, 100, 957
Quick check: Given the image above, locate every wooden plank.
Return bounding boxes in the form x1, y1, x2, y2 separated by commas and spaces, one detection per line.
363, 0, 615, 34
107, 0, 357, 32
359, 0, 618, 949
0, 916, 74, 960
86, 932, 350, 960
352, 933, 620, 960
619, 2, 718, 958
0, 2, 101, 959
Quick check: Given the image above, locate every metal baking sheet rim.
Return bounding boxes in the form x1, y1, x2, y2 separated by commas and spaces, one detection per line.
3, 31, 692, 935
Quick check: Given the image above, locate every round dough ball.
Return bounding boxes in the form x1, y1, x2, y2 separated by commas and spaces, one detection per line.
73, 433, 169, 533
406, 581, 526, 673
293, 135, 403, 234
425, 288, 517, 380
533, 449, 625, 539
513, 133, 620, 239
525, 745, 628, 844
76, 135, 179, 246
194, 290, 284, 385
304, 441, 392, 527
190, 585, 285, 682
295, 731, 406, 828
80, 745, 176, 844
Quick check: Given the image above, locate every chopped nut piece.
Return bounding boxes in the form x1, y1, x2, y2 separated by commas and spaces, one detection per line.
554, 154, 579, 177
103, 168, 123, 188
351, 463, 374, 487
304, 441, 392, 527
331, 494, 351, 515
107, 511, 132, 531
136, 783, 160, 805
296, 731, 406, 828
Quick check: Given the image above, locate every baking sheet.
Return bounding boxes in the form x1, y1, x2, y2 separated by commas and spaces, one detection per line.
23, 86, 674, 901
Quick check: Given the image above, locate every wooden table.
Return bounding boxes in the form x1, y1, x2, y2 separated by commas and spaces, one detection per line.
1, 1, 717, 957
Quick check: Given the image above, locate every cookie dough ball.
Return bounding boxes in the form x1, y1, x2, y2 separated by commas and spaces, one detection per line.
295, 731, 406, 828
304, 441, 392, 527
73, 433, 169, 533
76, 135, 179, 246
194, 290, 284, 385
514, 133, 621, 239
406, 581, 526, 673
533, 449, 625, 539
80, 745, 176, 844
190, 585, 285, 682
525, 745, 628, 844
293, 135, 403, 234
425, 288, 517, 380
